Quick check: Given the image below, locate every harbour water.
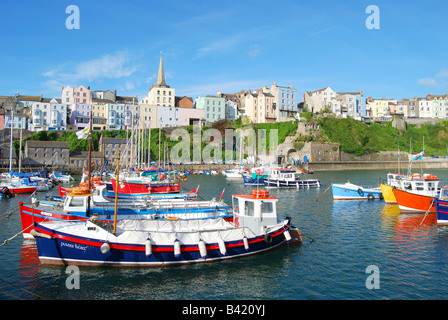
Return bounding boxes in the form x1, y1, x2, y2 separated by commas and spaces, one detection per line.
1, 169, 448, 301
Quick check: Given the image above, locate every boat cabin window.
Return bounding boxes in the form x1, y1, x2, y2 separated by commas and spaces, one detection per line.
403, 181, 412, 190
261, 201, 274, 214
441, 189, 448, 198
233, 197, 239, 213
245, 200, 254, 217
427, 182, 436, 191
415, 182, 424, 191
68, 197, 85, 207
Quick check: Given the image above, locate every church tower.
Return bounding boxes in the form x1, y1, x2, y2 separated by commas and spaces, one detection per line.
155, 53, 169, 88
144, 52, 175, 108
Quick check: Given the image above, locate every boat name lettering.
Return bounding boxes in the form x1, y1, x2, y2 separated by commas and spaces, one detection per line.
41, 211, 53, 217
60, 241, 87, 252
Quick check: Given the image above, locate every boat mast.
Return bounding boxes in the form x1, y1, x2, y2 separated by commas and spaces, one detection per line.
87, 99, 93, 217
19, 114, 23, 173
113, 153, 120, 236
9, 110, 13, 173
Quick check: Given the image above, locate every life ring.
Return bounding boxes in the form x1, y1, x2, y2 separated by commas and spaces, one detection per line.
253, 189, 269, 199
264, 233, 273, 243
367, 193, 374, 200
357, 188, 363, 195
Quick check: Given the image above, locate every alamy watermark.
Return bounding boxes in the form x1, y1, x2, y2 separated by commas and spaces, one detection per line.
65, 265, 80, 289
66, 5, 80, 30
365, 5, 380, 30
365, 265, 380, 289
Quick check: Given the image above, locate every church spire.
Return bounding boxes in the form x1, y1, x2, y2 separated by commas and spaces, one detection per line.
155, 51, 169, 88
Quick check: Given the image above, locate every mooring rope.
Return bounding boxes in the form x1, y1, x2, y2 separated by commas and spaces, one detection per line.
0, 222, 34, 247
0, 277, 44, 299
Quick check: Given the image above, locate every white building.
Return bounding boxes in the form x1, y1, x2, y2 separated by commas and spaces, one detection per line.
30, 98, 67, 131
158, 105, 179, 128
303, 87, 337, 113
419, 98, 432, 118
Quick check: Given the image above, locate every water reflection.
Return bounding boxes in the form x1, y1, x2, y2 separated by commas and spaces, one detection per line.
35, 243, 301, 300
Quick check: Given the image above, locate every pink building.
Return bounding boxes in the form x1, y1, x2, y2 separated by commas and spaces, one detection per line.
178, 107, 204, 126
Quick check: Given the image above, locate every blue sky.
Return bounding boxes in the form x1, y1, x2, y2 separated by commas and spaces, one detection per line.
0, 0, 447, 101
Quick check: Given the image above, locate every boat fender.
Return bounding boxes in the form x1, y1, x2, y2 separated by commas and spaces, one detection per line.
264, 233, 273, 243
243, 236, 249, 250
30, 229, 53, 239
284, 229, 292, 242
145, 238, 152, 257
174, 239, 181, 258
218, 238, 226, 256
367, 193, 374, 200
357, 188, 363, 195
100, 242, 110, 254
198, 239, 207, 259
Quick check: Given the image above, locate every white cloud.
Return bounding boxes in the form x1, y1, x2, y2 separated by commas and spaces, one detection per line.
125, 81, 135, 91
418, 78, 437, 87
248, 45, 261, 58
43, 51, 138, 91
75, 53, 137, 81
195, 34, 245, 59
437, 70, 448, 78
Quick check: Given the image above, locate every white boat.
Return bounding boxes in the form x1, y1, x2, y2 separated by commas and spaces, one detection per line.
51, 171, 74, 182
223, 166, 244, 178
265, 168, 320, 189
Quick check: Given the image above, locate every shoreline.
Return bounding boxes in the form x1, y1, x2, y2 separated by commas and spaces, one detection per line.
5, 159, 448, 175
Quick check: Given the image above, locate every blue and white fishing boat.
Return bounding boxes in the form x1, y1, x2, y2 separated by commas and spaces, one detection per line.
31, 189, 302, 267
332, 182, 383, 200
242, 172, 266, 186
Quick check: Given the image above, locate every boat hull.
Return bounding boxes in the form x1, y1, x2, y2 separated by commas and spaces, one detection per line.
332, 183, 383, 200
265, 179, 320, 189
241, 174, 266, 185
393, 188, 436, 213
9, 186, 38, 194
380, 183, 397, 204
33, 222, 288, 267
110, 179, 180, 194
436, 198, 448, 225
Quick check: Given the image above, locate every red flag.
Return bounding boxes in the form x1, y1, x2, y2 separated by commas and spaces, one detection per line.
190, 185, 200, 194
219, 188, 225, 200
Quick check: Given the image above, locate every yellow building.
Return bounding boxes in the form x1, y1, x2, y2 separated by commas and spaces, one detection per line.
370, 98, 397, 118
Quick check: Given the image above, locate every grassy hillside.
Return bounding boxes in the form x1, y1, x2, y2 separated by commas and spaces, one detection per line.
319, 117, 448, 156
